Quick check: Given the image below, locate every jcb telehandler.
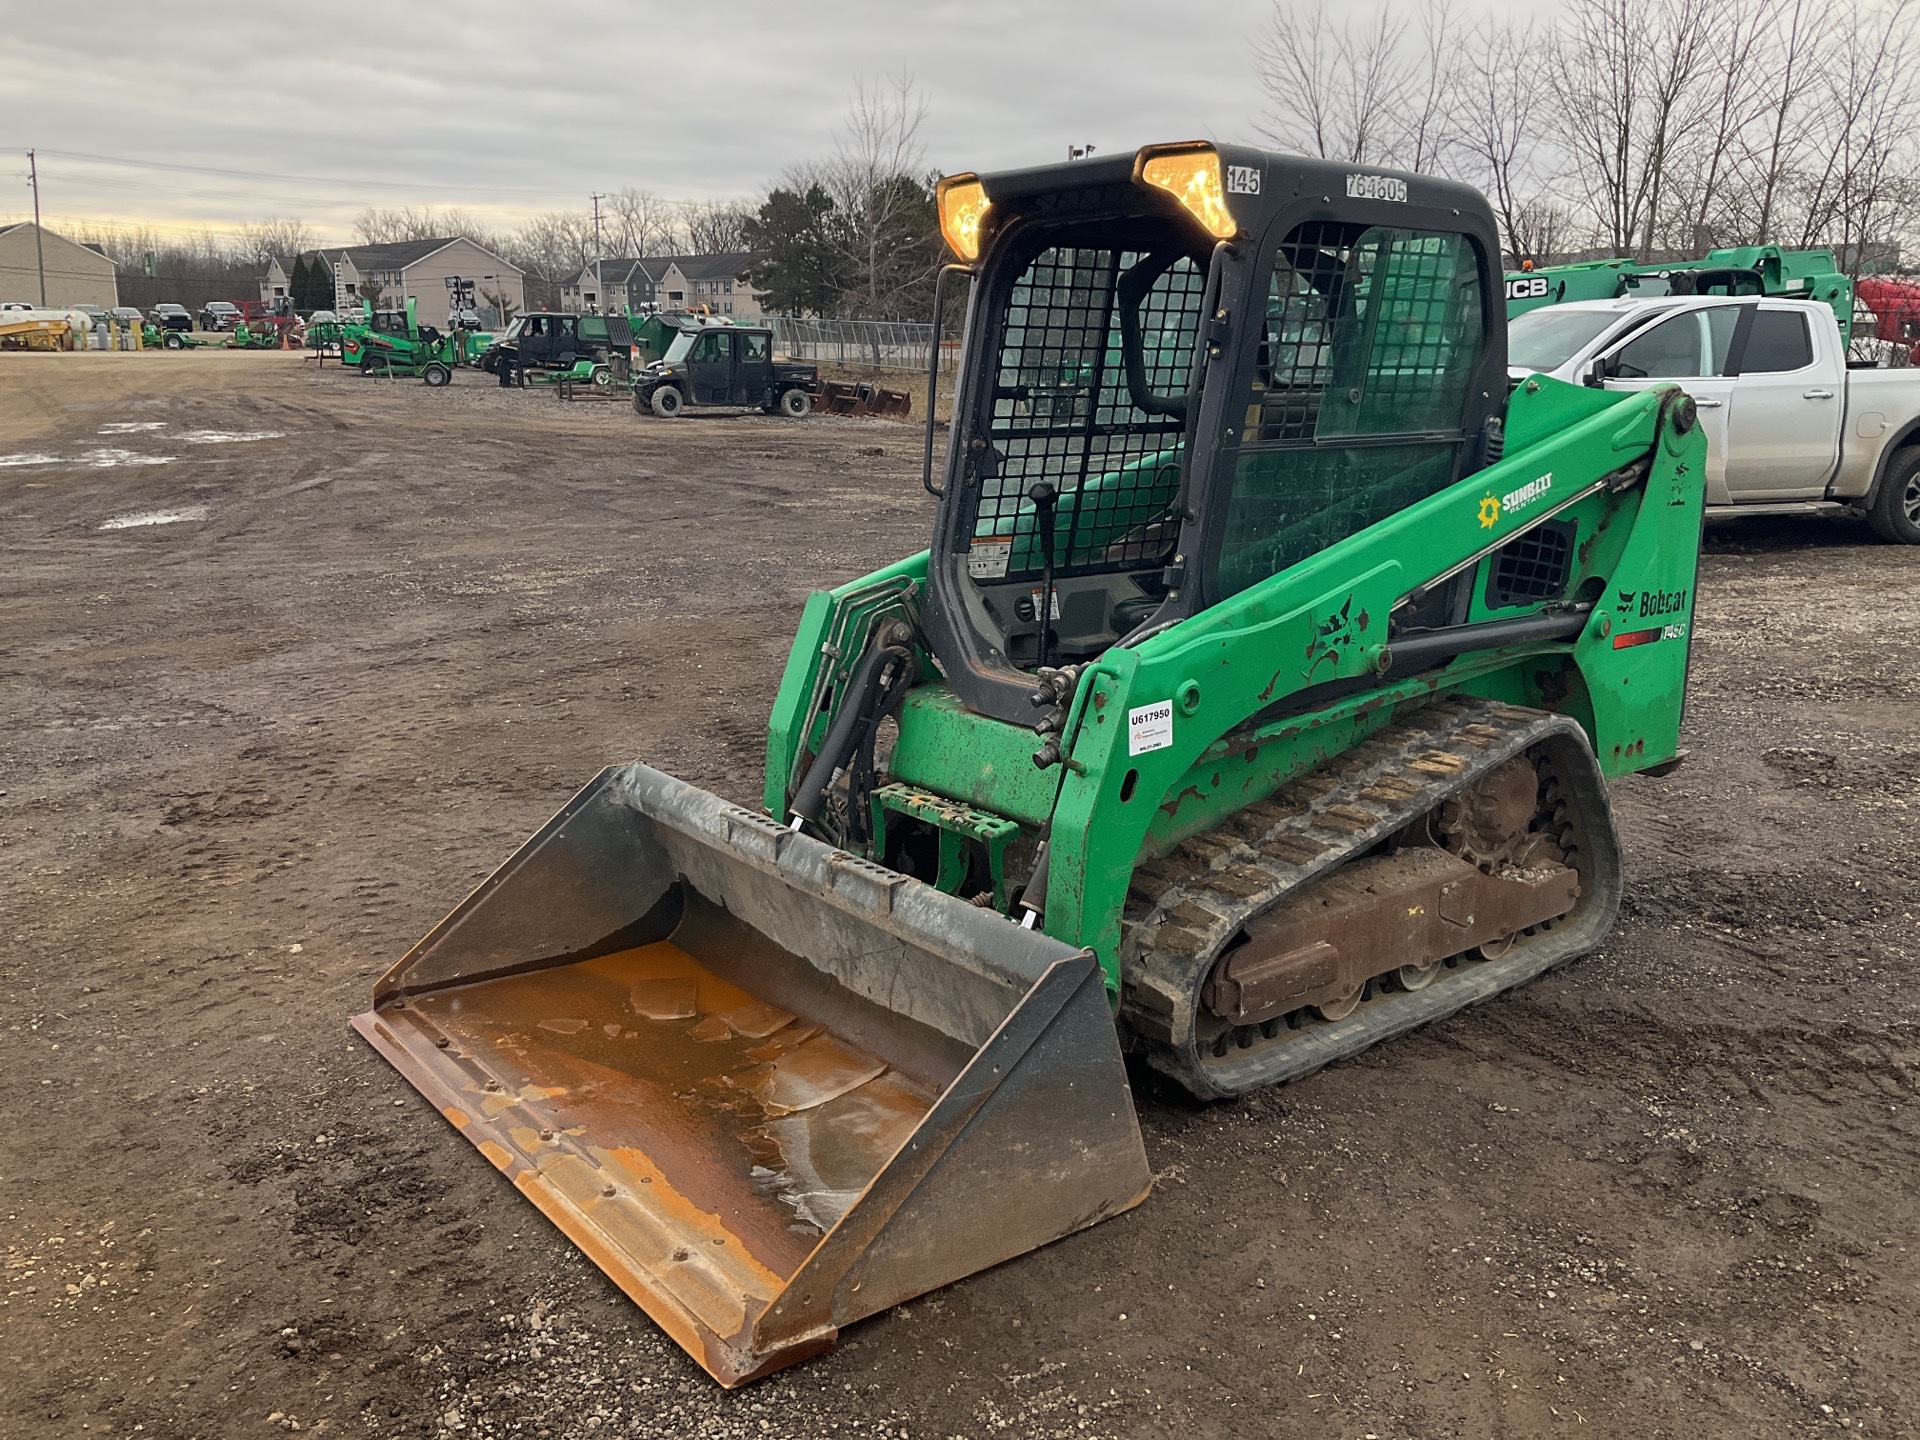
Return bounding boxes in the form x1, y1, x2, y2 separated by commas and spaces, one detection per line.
355, 142, 1705, 1386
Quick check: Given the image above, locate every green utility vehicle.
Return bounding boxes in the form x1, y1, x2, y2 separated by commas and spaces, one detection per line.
481, 311, 635, 383
632, 319, 822, 416
357, 142, 1706, 1387
342, 298, 471, 385
1506, 245, 1855, 341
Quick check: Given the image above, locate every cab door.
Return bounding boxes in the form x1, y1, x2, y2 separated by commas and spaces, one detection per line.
517, 316, 552, 366
1722, 304, 1841, 500
1599, 305, 1738, 501
552, 315, 581, 365
686, 329, 733, 404
734, 329, 772, 405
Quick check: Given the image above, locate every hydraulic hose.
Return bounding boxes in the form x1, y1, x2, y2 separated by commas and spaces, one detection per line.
788, 643, 916, 834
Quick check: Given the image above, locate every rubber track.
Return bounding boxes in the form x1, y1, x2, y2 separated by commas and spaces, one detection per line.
1120, 696, 1620, 1100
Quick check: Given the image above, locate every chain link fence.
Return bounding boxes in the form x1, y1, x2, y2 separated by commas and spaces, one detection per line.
767, 317, 958, 372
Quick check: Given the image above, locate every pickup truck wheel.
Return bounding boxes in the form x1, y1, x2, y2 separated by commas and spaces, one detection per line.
1868, 448, 1920, 544
779, 388, 812, 418
651, 385, 684, 418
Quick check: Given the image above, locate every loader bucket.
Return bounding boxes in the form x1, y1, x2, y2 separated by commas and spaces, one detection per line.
352, 764, 1151, 1386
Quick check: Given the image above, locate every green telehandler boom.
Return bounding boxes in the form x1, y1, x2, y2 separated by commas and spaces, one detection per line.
1505, 244, 1855, 341
355, 142, 1706, 1386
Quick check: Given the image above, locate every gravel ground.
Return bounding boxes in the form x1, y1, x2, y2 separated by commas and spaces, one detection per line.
2, 350, 1916, 1439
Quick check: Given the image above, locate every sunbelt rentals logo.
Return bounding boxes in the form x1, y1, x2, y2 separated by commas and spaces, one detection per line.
1478, 471, 1553, 528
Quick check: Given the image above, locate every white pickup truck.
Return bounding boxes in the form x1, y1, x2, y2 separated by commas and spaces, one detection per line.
1506, 295, 1920, 542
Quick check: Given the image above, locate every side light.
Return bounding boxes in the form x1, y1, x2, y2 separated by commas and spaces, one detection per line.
1133, 144, 1238, 240
936, 174, 991, 262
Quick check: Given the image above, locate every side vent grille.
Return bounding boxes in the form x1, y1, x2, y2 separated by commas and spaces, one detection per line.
1487, 520, 1575, 609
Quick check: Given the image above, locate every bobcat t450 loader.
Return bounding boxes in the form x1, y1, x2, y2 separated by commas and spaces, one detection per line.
355, 142, 1705, 1386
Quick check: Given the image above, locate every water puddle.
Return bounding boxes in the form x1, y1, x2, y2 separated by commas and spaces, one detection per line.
179, 430, 284, 444
98, 506, 209, 530
78, 448, 174, 468
2, 448, 173, 469
98, 422, 168, 434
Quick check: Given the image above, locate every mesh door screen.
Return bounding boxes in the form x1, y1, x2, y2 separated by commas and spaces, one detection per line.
1219, 223, 1483, 597
972, 247, 1204, 581
1252, 222, 1483, 443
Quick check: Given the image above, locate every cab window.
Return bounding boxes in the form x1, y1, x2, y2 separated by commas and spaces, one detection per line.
1740, 309, 1814, 372
1610, 313, 1702, 378
743, 331, 770, 365
690, 331, 729, 364
1217, 222, 1485, 599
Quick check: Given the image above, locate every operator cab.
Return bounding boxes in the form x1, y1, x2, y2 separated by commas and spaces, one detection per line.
924, 144, 1505, 724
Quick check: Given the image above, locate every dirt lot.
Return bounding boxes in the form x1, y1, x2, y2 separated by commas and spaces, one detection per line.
3, 350, 1916, 1440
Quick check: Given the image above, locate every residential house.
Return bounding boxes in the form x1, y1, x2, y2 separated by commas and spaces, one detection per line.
261, 237, 525, 323
561, 252, 768, 320
0, 222, 118, 308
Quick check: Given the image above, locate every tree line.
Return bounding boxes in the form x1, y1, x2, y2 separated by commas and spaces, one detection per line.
71, 78, 947, 320
1256, 0, 1920, 271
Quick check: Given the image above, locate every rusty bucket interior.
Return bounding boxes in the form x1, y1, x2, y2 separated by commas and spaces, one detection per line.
352, 764, 1151, 1386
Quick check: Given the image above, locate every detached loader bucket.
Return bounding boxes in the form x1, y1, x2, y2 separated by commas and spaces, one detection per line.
352, 765, 1150, 1386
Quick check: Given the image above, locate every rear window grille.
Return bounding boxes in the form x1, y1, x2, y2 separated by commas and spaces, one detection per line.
972, 246, 1203, 581
1487, 520, 1574, 608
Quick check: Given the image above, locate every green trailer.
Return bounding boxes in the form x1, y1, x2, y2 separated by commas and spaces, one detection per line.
1506, 245, 1854, 341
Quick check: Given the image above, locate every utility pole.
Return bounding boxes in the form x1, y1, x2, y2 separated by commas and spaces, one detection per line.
590, 192, 605, 314
28, 149, 46, 306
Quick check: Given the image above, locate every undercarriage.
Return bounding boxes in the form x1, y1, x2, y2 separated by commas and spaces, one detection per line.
1121, 698, 1622, 1099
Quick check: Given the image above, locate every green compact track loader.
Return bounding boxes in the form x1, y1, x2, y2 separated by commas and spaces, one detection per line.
355, 142, 1706, 1386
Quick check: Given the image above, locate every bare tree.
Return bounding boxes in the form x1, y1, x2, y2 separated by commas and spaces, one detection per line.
818, 75, 942, 318
1791, 0, 1920, 263
1550, 0, 1718, 259
608, 188, 677, 257
353, 205, 502, 249
1255, 4, 1413, 165
1458, 13, 1554, 263
508, 210, 597, 307
232, 218, 316, 267
675, 199, 752, 255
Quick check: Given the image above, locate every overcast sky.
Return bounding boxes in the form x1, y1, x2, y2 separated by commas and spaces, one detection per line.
2, 0, 1287, 242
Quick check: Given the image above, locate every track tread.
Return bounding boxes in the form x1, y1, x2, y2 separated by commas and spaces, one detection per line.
1120, 697, 1620, 1098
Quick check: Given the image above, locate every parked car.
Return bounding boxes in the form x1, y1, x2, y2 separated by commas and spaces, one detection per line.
74, 303, 108, 325
304, 309, 338, 326
1, 300, 32, 311
1508, 294, 1920, 543
151, 303, 193, 332
110, 306, 145, 326
199, 300, 241, 331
